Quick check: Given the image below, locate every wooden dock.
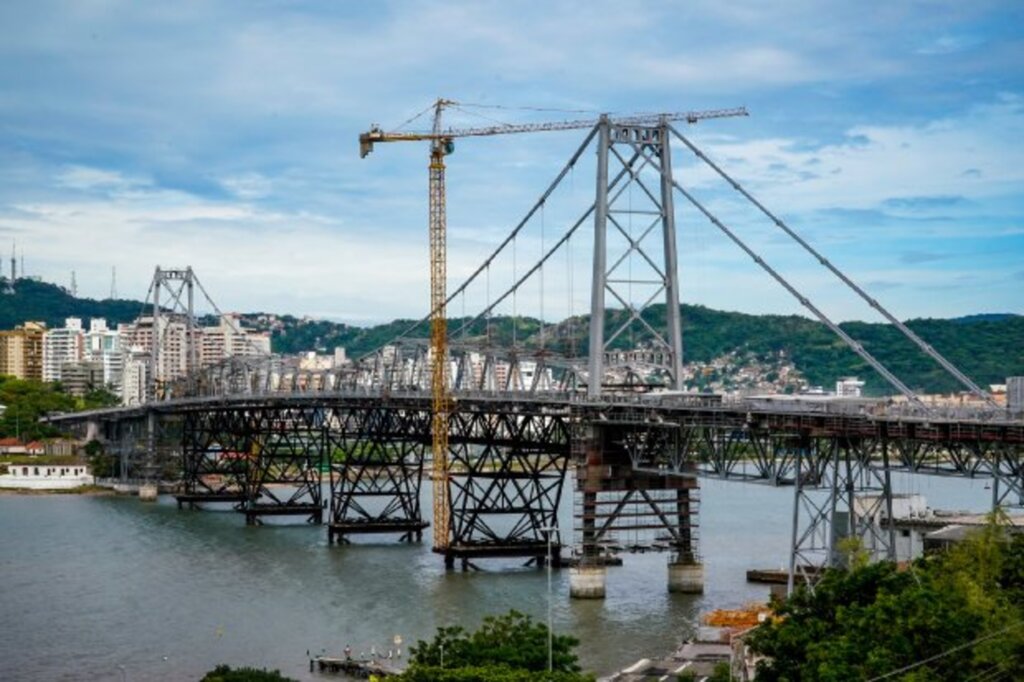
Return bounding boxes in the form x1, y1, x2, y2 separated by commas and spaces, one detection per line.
311, 655, 402, 678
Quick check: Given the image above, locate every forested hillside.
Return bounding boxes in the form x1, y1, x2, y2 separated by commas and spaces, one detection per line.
3, 278, 1021, 396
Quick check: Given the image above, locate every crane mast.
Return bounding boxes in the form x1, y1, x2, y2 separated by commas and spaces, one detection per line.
360, 99, 748, 555
428, 100, 453, 553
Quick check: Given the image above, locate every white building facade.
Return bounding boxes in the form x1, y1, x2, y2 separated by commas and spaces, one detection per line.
0, 463, 94, 490
42, 317, 84, 382
85, 318, 123, 391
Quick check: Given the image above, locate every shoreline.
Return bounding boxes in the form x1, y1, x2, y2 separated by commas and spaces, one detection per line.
0, 485, 121, 497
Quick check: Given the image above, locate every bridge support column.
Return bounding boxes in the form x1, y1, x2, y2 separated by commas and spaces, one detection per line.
569, 564, 607, 599
668, 556, 703, 594
139, 483, 159, 501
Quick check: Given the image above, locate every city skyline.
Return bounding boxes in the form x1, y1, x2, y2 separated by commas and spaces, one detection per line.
1, 1, 1022, 324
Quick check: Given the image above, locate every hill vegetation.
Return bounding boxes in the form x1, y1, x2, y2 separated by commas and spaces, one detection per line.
3, 277, 1021, 396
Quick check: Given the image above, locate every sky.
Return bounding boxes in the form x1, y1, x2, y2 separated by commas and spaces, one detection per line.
0, 0, 1022, 325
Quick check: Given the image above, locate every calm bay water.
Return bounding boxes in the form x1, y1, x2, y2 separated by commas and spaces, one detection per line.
0, 473, 992, 681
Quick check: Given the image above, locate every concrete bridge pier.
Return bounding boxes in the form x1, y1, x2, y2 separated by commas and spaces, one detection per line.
138, 483, 159, 502
569, 564, 607, 599
667, 555, 704, 593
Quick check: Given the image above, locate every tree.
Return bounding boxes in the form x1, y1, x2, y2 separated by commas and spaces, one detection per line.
0, 376, 75, 441
746, 520, 1024, 681
79, 387, 121, 410
396, 610, 594, 681
84, 439, 118, 478
200, 664, 298, 682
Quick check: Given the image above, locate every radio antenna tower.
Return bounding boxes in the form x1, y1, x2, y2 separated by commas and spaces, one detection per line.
70, 270, 78, 298
110, 266, 117, 300
3, 242, 12, 294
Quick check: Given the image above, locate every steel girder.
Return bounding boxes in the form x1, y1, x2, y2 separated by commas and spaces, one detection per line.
443, 405, 572, 566
176, 406, 325, 524
325, 404, 430, 543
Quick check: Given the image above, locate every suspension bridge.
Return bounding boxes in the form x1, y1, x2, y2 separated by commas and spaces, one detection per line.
47, 109, 1024, 598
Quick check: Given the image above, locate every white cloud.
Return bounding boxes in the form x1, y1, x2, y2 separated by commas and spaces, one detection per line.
56, 166, 146, 191
677, 96, 1024, 216
220, 173, 273, 200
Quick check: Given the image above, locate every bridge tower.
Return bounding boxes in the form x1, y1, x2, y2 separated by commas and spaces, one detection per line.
147, 266, 200, 402
587, 117, 683, 397
574, 119, 700, 598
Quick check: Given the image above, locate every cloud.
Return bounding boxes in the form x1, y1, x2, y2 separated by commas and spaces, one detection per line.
679, 97, 1024, 222
899, 251, 949, 265
220, 173, 273, 200
916, 34, 984, 56
57, 166, 148, 191
0, 1, 1021, 322
883, 195, 967, 210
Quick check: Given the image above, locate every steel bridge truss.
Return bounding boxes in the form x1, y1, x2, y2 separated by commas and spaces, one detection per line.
443, 404, 572, 567
176, 407, 325, 524
326, 405, 429, 543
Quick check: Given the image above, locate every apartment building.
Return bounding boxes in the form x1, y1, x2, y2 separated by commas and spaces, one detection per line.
42, 317, 84, 382
0, 321, 45, 380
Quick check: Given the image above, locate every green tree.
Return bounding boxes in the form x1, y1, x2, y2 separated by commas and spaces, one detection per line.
79, 387, 121, 410
747, 521, 1024, 681
397, 610, 593, 681
0, 376, 75, 441
199, 664, 298, 682
84, 439, 118, 478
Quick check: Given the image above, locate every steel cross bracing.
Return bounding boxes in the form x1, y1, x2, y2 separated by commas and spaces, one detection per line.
326, 404, 429, 543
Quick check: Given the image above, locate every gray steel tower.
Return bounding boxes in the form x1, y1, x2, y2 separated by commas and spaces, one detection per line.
588, 117, 683, 397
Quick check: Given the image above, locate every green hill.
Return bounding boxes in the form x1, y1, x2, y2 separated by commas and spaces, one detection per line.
2, 277, 1021, 396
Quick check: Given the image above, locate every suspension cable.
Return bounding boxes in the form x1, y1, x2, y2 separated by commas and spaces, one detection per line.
567, 233, 574, 357
512, 234, 518, 348
618, 140, 924, 405
356, 124, 601, 360
451, 150, 647, 339
539, 201, 546, 351
667, 169, 926, 406
669, 126, 994, 407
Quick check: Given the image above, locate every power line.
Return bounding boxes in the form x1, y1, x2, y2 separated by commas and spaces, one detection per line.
866, 621, 1023, 681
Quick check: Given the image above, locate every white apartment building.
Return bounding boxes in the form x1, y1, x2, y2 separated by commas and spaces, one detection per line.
118, 316, 191, 383
200, 314, 271, 365
42, 317, 84, 382
118, 313, 269, 402
835, 377, 866, 398
121, 346, 149, 405
85, 318, 123, 391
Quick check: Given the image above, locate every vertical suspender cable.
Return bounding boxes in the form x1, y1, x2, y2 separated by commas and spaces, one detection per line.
540, 201, 546, 351
512, 235, 518, 348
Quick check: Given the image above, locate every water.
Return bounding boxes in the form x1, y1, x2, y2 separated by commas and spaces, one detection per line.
0, 474, 994, 681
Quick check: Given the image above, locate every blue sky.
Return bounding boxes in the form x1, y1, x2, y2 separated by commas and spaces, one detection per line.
0, 0, 1021, 324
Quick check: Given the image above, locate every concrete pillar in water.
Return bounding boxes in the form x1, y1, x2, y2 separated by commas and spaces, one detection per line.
667, 558, 704, 594
138, 483, 159, 502
569, 564, 607, 599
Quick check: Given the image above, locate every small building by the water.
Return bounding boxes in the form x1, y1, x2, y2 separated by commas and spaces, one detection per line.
0, 462, 93, 490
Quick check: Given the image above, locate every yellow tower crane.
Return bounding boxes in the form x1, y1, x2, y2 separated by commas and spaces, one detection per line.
359, 99, 747, 554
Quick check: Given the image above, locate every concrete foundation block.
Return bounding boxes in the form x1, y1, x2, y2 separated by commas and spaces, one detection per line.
569, 565, 607, 599
138, 483, 159, 502
668, 561, 704, 594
